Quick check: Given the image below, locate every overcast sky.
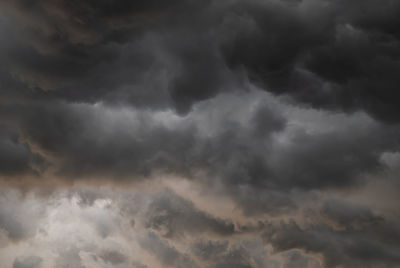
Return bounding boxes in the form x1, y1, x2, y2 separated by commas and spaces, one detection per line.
0, 0, 400, 267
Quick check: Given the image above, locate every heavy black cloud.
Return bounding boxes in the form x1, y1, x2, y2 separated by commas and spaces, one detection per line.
0, 0, 399, 119
0, 0, 400, 267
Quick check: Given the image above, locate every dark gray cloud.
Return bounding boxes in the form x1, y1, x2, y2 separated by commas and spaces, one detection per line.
0, 0, 229, 113
0, 0, 398, 194
0, 90, 398, 218
282, 250, 319, 268
99, 249, 127, 265
54, 247, 86, 268
0, 0, 399, 120
191, 240, 229, 260
13, 256, 42, 268
131, 261, 147, 268
264, 200, 400, 268
139, 231, 199, 268
0, 0, 399, 267
146, 191, 235, 237
321, 199, 383, 228
193, 241, 258, 268
219, 0, 400, 122
0, 124, 43, 177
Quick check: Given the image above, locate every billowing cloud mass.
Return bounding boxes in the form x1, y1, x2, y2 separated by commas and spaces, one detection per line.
0, 0, 399, 267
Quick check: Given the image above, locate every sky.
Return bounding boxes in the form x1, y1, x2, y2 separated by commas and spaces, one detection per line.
0, 0, 399, 267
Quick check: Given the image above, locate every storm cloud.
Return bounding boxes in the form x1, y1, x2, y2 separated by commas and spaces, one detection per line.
0, 0, 399, 267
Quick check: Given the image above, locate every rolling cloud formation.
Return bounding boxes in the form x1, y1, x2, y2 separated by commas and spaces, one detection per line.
0, 0, 399, 267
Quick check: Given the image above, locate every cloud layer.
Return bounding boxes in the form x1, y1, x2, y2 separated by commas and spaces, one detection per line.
0, 0, 399, 267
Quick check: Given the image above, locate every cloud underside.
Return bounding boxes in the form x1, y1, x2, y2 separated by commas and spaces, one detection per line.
0, 0, 399, 267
